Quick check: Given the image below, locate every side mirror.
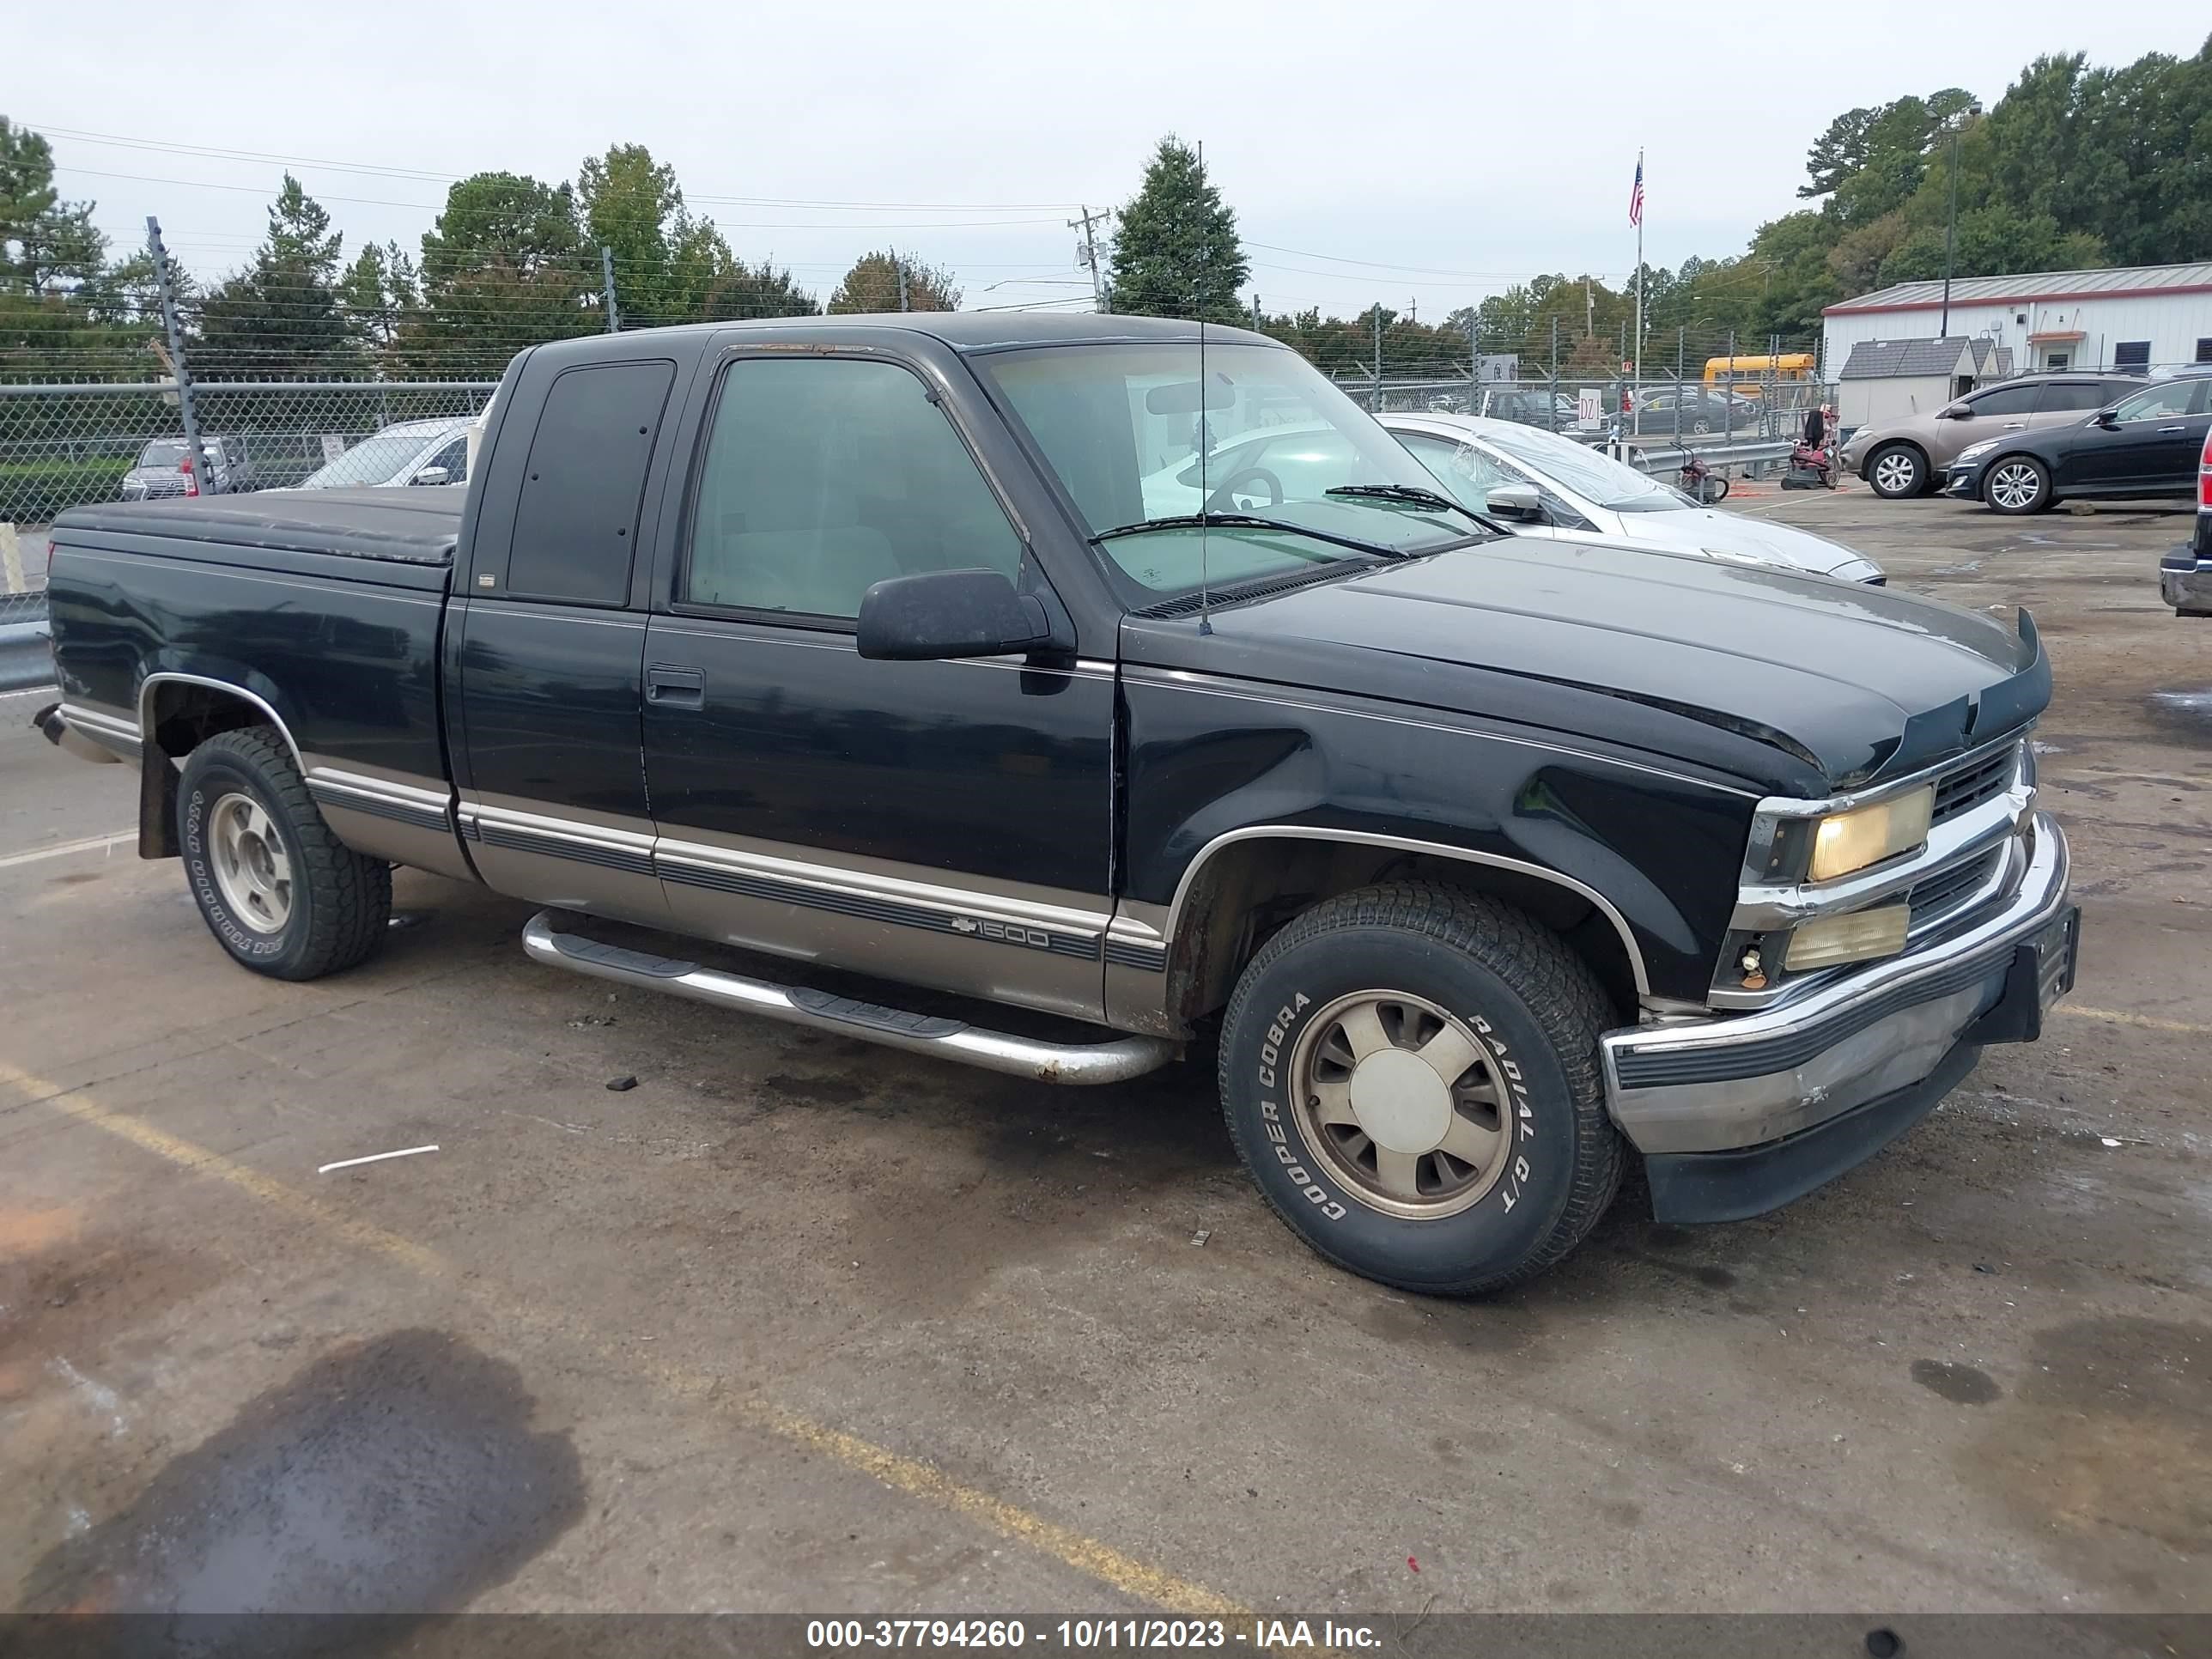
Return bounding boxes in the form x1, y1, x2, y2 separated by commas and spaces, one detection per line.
2094, 410, 2121, 429
856, 568, 1058, 661
1941, 404, 1972, 420
1485, 483, 1547, 524
411, 466, 450, 486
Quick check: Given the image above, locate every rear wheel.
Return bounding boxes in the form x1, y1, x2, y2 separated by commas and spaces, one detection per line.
1984, 455, 2051, 515
1866, 443, 1926, 499
1218, 882, 1624, 1295
179, 727, 391, 980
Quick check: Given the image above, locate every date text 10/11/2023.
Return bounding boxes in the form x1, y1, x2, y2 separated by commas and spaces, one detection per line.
805, 1619, 1383, 1650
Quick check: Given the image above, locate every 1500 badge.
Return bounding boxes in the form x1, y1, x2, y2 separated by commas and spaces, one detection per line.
951, 916, 1054, 950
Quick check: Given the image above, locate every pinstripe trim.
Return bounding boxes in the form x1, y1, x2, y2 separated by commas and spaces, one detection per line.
657, 852, 1103, 962
306, 772, 453, 835
1103, 938, 1169, 972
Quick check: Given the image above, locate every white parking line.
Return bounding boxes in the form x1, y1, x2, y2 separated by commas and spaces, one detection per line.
0, 831, 133, 870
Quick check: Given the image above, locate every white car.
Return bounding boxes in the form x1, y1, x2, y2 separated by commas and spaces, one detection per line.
1378, 412, 1886, 584
289, 416, 474, 491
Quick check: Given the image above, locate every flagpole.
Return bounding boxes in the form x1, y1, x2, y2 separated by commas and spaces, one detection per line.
1632, 149, 1644, 440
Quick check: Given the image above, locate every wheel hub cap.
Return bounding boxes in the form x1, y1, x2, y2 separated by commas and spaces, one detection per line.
210, 791, 293, 934
1347, 1048, 1454, 1154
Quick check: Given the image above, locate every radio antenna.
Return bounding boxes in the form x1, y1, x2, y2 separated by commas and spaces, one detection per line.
1195, 138, 1212, 636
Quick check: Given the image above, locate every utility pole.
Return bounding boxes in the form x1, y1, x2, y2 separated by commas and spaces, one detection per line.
1069, 206, 1112, 313
147, 216, 214, 495
1251, 293, 1261, 328
893, 247, 910, 313
1373, 307, 1384, 410
601, 246, 619, 332
1585, 276, 1594, 339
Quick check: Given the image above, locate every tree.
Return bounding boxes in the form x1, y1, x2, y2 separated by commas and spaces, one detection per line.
406, 172, 594, 368
578, 143, 732, 326
340, 240, 419, 356
826, 249, 961, 313
1875, 206, 2104, 288
195, 175, 356, 375
1106, 136, 1249, 319
700, 259, 817, 320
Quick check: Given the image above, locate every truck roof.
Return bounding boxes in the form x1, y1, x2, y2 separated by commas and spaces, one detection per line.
526, 310, 1279, 364
55, 487, 463, 566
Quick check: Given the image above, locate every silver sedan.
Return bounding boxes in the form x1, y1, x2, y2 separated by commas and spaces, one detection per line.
1380, 411, 1885, 583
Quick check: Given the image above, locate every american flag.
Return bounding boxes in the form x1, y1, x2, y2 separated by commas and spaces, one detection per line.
1629, 154, 1644, 228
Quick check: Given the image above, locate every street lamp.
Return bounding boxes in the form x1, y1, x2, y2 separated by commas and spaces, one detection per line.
1938, 102, 1984, 337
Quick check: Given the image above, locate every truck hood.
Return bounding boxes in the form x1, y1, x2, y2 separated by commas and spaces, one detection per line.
1120, 537, 2045, 796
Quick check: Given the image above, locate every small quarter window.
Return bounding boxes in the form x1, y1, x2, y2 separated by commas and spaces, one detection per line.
507, 361, 676, 605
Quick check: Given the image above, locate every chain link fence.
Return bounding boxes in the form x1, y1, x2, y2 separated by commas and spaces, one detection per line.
0, 380, 498, 540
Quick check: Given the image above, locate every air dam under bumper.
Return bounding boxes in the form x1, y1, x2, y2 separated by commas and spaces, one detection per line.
1601, 815, 2074, 1221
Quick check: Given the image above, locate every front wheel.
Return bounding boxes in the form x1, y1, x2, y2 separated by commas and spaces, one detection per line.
1866, 443, 1926, 499
179, 726, 392, 980
1218, 883, 1625, 1295
1984, 455, 2052, 515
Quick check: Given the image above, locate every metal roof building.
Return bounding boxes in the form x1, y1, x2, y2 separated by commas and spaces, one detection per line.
1822, 261, 2212, 379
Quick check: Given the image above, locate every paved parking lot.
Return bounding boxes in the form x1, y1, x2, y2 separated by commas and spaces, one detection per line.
1, 489, 2205, 1621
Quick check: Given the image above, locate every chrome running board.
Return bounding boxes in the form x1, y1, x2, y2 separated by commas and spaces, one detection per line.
522, 910, 1177, 1085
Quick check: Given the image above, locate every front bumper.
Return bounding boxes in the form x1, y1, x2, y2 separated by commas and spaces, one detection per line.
1943, 459, 1989, 499
1601, 816, 2075, 1214
2161, 544, 2212, 615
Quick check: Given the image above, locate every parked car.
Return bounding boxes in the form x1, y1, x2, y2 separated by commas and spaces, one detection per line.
1622, 386, 1760, 434
118, 434, 252, 500
2160, 425, 2212, 617
1943, 368, 2212, 514
34, 313, 2074, 1297
1469, 386, 1571, 429
1378, 411, 1885, 581
289, 416, 473, 491
1841, 373, 2142, 499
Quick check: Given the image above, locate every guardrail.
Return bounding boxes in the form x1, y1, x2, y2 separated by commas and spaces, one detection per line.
1, 592, 52, 694
1619, 437, 1797, 479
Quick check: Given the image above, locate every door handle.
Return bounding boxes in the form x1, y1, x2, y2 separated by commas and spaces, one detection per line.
646, 664, 705, 709
2156, 424, 2186, 434
2002, 422, 2026, 428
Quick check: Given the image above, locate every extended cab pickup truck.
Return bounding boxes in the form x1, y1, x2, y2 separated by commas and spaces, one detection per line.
33, 314, 2078, 1294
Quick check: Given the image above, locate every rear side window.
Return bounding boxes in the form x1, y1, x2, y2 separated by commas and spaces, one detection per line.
2039, 381, 2114, 411
507, 361, 676, 605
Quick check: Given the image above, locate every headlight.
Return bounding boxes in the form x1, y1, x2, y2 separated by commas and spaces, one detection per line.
1955, 440, 2001, 463
1808, 785, 1935, 881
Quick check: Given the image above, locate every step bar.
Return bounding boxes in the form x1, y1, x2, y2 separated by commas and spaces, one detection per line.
521, 910, 1178, 1085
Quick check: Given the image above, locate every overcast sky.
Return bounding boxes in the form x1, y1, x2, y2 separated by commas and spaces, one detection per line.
9, 3, 2204, 319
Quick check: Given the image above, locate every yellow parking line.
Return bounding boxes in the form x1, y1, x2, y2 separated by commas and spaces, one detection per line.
2055, 1005, 2212, 1036
0, 1058, 1249, 1620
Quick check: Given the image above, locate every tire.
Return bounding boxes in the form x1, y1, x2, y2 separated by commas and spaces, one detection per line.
1865, 443, 1925, 499
1690, 417, 1711, 434
1984, 454, 2052, 515
1699, 474, 1730, 504
178, 726, 391, 981
1218, 882, 1624, 1295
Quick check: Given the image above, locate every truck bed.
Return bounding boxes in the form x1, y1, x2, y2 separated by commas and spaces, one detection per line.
54, 488, 462, 570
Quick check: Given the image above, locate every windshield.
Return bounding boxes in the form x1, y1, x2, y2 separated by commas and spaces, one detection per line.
979, 341, 1480, 598
296, 429, 442, 489
137, 441, 198, 467
1478, 422, 1693, 513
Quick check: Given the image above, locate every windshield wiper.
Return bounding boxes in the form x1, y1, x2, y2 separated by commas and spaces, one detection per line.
1093, 511, 1452, 562
1324, 482, 1484, 525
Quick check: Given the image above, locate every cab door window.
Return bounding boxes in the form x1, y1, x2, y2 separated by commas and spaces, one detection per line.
684, 356, 1024, 622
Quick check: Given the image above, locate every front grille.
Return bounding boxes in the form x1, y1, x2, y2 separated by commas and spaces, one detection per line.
1908, 847, 2002, 931
1931, 744, 2017, 824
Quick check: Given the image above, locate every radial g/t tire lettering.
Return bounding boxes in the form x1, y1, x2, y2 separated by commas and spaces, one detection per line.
1218, 882, 1625, 1295
178, 726, 392, 981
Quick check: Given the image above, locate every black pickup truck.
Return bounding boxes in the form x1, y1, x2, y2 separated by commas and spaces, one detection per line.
34, 314, 2077, 1294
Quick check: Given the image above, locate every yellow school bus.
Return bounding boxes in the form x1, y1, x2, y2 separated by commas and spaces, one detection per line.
1703, 354, 1818, 398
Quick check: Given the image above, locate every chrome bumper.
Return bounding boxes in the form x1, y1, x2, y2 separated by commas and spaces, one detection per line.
1601, 816, 2072, 1154
2161, 550, 2212, 615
